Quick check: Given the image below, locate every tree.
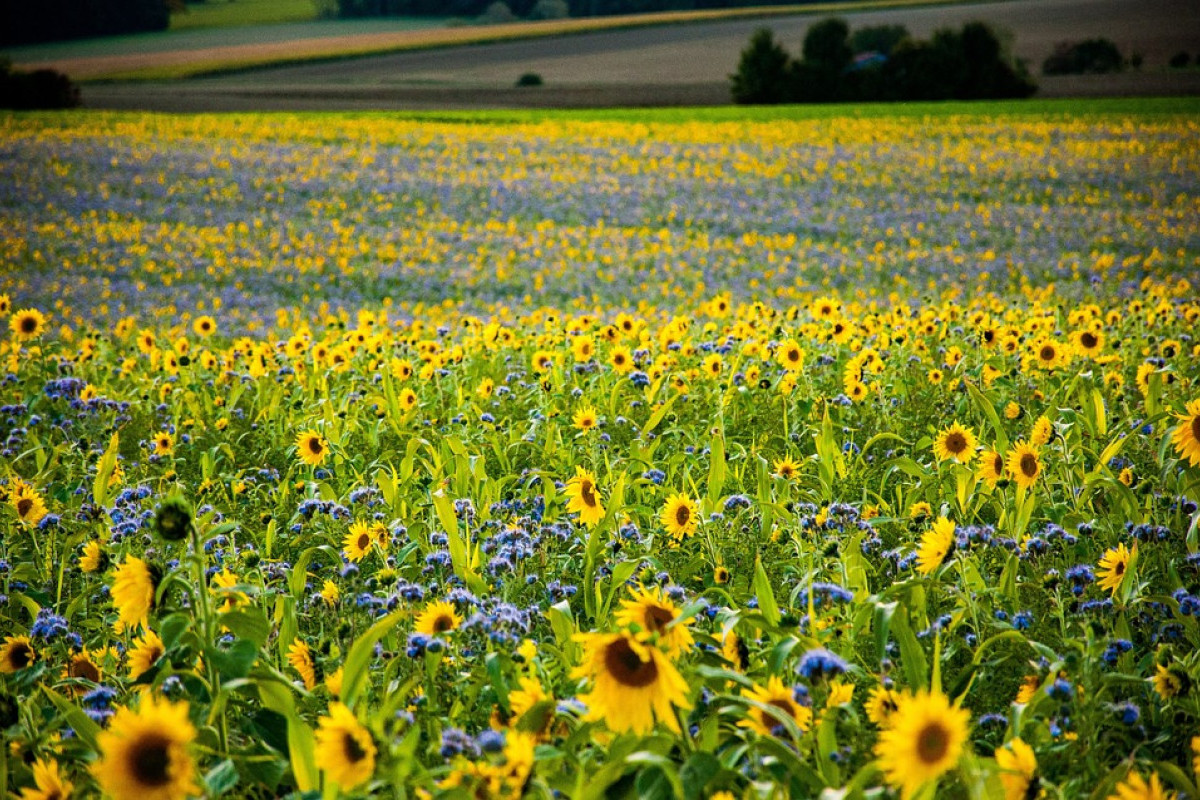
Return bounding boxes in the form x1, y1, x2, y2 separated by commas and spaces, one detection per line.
730, 28, 792, 105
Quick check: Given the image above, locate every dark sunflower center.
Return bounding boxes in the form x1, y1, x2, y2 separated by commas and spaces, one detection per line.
780, 465, 793, 477
10, 643, 33, 669
1020, 453, 1038, 477
675, 505, 690, 527
1191, 415, 1200, 441
786, 348, 800, 362
130, 735, 173, 786
945, 432, 967, 453
357, 534, 370, 550
1040, 345, 1055, 361
307, 438, 323, 455
614, 354, 626, 365
643, 605, 674, 633
983, 330, 995, 343
343, 731, 367, 764
71, 658, 101, 682
1114, 561, 1125, 576
433, 614, 454, 633
766, 698, 796, 719
580, 481, 596, 507
916, 722, 950, 764
993, 454, 1004, 474
1080, 332, 1097, 348
16, 497, 33, 517
603, 638, 659, 688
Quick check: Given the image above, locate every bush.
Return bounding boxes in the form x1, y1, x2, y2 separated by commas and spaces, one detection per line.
1169, 51, 1191, 69
850, 24, 908, 56
1042, 38, 1124, 74
0, 61, 81, 109
802, 17, 852, 72
515, 72, 544, 86
477, 0, 516, 22
527, 0, 568, 19
0, 0, 169, 46
729, 28, 792, 104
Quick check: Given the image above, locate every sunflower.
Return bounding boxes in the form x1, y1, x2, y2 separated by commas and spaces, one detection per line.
572, 630, 690, 735
932, 422, 976, 464
10, 308, 46, 340
0, 636, 37, 673
287, 640, 317, 690
1030, 415, 1053, 447
1015, 675, 1040, 705
572, 336, 595, 362
151, 432, 174, 456
294, 429, 328, 466
11, 481, 48, 526
609, 345, 634, 374
192, 316, 216, 337
343, 520, 374, 562
776, 339, 804, 372
92, 695, 198, 800
995, 738, 1038, 800
866, 685, 903, 728
1072, 328, 1104, 357
1152, 663, 1190, 700
415, 600, 462, 636
702, 354, 722, 378
740, 675, 812, 737
1005, 442, 1042, 490
615, 585, 694, 657
1170, 399, 1200, 468
64, 648, 103, 685
573, 406, 598, 432
713, 565, 730, 585
722, 630, 749, 671
1097, 542, 1136, 595
1004, 401, 1023, 421
1106, 771, 1175, 800
773, 456, 801, 480
398, 387, 419, 411
112, 556, 157, 630
565, 467, 604, 527
80, 540, 107, 573
846, 380, 869, 403
18, 758, 73, 800
128, 630, 165, 679
531, 350, 554, 374
977, 450, 1006, 487
874, 689, 970, 799
1030, 337, 1067, 370
314, 702, 377, 790
916, 517, 956, 576
660, 493, 699, 541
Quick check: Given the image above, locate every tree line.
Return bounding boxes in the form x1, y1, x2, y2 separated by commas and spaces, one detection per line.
1, 0, 170, 46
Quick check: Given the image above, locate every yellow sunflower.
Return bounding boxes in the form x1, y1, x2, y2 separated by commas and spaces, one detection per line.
191, 315, 216, 337
565, 467, 605, 528
1005, 442, 1042, 490
1170, 399, 1200, 468
739, 675, 813, 737
414, 600, 462, 637
1097, 542, 1136, 596
92, 695, 198, 800
314, 703, 377, 790
1152, 663, 1190, 700
1030, 336, 1068, 370
1107, 771, 1175, 800
10, 308, 46, 340
977, 450, 1006, 487
573, 406, 598, 432
660, 493, 699, 541
874, 689, 970, 799
773, 456, 801, 480
128, 630, 165, 679
615, 585, 694, 657
10, 481, 48, 526
18, 758, 73, 800
995, 738, 1038, 800
80, 540, 107, 573
1072, 328, 1104, 357
866, 685, 903, 728
916, 517, 956, 576
287, 640, 317, 690
343, 520, 374, 562
722, 629, 749, 671
572, 630, 690, 735
609, 345, 634, 374
0, 636, 37, 673
295, 430, 328, 466
112, 556, 156, 630
932, 422, 977, 464
531, 350, 554, 374
151, 432, 174, 456
1030, 415, 1053, 447
64, 648, 103, 685
776, 339, 804, 372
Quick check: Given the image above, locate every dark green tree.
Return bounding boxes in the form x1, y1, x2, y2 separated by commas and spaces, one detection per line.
730, 28, 793, 105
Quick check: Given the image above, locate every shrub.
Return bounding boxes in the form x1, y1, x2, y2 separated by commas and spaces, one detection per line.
515, 72, 544, 86
850, 24, 908, 56
802, 17, 852, 72
729, 28, 792, 104
0, 61, 81, 109
1169, 51, 1191, 69
1043, 38, 1124, 74
527, 0, 568, 19
477, 0, 516, 22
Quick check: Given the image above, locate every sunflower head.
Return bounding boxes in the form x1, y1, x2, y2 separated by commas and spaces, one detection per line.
10, 308, 46, 341
933, 422, 976, 464
571, 630, 690, 735
153, 496, 193, 542
415, 600, 462, 637
314, 702, 377, 790
295, 430, 329, 466
91, 695, 198, 800
660, 494, 699, 541
0, 636, 37, 674
615, 585, 693, 657
875, 689, 970, 800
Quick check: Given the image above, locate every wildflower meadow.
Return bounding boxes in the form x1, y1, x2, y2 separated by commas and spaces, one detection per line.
1, 102, 1199, 800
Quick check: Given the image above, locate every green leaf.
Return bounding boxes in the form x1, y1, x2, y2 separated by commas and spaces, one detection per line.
42, 686, 101, 752
635, 766, 679, 800
641, 393, 679, 438
966, 382, 1007, 453
204, 759, 240, 796
707, 429, 726, 507
257, 680, 319, 793
209, 639, 258, 680
92, 431, 120, 509
340, 610, 405, 709
219, 609, 270, 648
753, 557, 780, 627
890, 605, 928, 690
680, 752, 720, 800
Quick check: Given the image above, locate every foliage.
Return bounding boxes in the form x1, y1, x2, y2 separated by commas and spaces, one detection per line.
729, 27, 792, 105
0, 107, 1197, 800
0, 60, 80, 109
0, 0, 169, 46
1043, 38, 1124, 75
516, 71, 544, 86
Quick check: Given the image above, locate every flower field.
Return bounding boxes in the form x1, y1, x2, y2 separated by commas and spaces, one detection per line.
1, 103, 1199, 799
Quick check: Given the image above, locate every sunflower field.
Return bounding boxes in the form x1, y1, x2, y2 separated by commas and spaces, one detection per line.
0, 102, 1199, 800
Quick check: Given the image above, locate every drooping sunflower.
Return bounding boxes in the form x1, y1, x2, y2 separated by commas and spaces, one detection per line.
1005, 442, 1042, 490
776, 339, 804, 372
343, 520, 374, 562
916, 517, 956, 576
0, 636, 37, 673
112, 556, 157, 630
660, 493, 699, 541
1152, 662, 1190, 700
866, 685, 903, 728
565, 467, 604, 527
995, 738, 1038, 800
295, 430, 329, 466
1106, 771, 1175, 800
874, 689, 970, 800
414, 600, 462, 636
615, 585, 694, 657
314, 703, 377, 791
1170, 399, 1200, 468
573, 406, 598, 432
977, 450, 1006, 487
80, 540, 107, 573
572, 630, 690, 735
91, 695, 198, 800
739, 675, 813, 738
18, 758, 74, 800
10, 308, 46, 340
128, 630, 165, 679
11, 481, 48, 526
287, 640, 317, 690
932, 422, 977, 464
1097, 542, 1136, 595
